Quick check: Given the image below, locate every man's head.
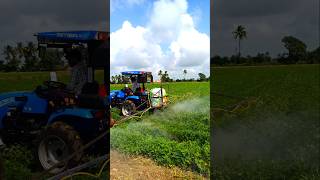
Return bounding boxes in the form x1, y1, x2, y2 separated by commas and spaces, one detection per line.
131, 76, 137, 83
64, 48, 82, 67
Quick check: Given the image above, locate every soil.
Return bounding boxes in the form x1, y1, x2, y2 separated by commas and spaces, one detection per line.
110, 150, 207, 180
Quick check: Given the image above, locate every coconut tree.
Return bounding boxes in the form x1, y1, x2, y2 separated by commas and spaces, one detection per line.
158, 70, 162, 80
232, 25, 247, 60
3, 45, 20, 71
183, 69, 187, 80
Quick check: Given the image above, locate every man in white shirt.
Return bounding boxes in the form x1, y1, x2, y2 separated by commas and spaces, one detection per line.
65, 49, 88, 95
131, 76, 140, 92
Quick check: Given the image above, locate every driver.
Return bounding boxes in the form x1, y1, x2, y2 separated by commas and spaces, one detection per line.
65, 48, 88, 95
123, 84, 133, 96
131, 76, 140, 92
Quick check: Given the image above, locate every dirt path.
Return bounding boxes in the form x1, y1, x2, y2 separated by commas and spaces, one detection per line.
110, 150, 207, 180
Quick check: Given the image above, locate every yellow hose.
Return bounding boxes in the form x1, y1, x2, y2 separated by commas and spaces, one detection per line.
60, 158, 110, 180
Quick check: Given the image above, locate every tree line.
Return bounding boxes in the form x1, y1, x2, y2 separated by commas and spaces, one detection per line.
110, 69, 209, 84
0, 42, 65, 72
212, 25, 319, 66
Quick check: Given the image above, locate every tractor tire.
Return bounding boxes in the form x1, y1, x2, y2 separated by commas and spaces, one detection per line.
36, 121, 83, 174
121, 100, 136, 117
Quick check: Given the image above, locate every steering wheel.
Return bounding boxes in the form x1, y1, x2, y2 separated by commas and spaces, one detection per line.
44, 81, 67, 90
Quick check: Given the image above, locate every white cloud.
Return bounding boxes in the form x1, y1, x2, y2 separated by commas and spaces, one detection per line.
111, 0, 210, 80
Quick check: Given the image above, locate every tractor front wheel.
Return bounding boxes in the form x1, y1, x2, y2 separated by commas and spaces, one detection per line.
121, 100, 136, 116
37, 121, 83, 174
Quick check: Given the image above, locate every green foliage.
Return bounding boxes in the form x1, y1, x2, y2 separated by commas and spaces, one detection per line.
0, 42, 65, 72
281, 36, 307, 63
156, 69, 173, 82
111, 85, 210, 175
198, 73, 207, 81
38, 49, 65, 71
211, 64, 320, 179
0, 145, 33, 180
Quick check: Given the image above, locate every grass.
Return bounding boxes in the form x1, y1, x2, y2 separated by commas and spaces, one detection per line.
1, 64, 318, 179
110, 82, 210, 176
211, 64, 320, 179
0, 71, 210, 178
0, 70, 105, 93
0, 70, 107, 179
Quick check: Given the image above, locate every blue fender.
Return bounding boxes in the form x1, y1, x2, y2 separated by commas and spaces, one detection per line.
47, 108, 101, 138
125, 96, 140, 101
47, 108, 94, 125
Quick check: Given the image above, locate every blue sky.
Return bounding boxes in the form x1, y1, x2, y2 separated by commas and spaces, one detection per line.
111, 0, 209, 35
110, 0, 210, 80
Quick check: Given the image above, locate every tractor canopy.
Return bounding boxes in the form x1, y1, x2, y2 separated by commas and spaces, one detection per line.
121, 71, 153, 83
35, 31, 109, 83
36, 31, 108, 43
35, 31, 109, 68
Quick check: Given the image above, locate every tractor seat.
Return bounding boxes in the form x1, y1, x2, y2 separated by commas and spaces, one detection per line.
134, 87, 145, 96
81, 81, 99, 95
78, 81, 105, 109
77, 94, 105, 109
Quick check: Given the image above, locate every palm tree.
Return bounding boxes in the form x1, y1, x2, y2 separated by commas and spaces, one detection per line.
16, 42, 24, 59
158, 70, 163, 82
163, 71, 169, 82
3, 45, 20, 71
183, 69, 187, 80
232, 25, 247, 60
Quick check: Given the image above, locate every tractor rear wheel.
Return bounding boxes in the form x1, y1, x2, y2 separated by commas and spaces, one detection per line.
121, 100, 136, 116
37, 121, 83, 174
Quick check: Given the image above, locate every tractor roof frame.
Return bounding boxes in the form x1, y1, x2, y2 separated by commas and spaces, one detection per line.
121, 71, 153, 83
35, 31, 109, 84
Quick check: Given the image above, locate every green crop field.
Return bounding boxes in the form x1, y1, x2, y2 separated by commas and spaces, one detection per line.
0, 71, 211, 178
211, 64, 320, 179
0, 64, 319, 179
110, 82, 210, 175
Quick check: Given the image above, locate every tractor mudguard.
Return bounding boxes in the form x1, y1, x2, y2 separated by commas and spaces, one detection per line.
47, 108, 95, 125
110, 90, 126, 99
47, 108, 101, 140
125, 96, 139, 101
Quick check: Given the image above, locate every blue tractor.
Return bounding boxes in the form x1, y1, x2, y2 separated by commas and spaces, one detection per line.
0, 31, 110, 173
110, 71, 168, 116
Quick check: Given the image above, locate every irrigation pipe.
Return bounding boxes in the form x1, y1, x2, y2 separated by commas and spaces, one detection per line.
48, 155, 109, 180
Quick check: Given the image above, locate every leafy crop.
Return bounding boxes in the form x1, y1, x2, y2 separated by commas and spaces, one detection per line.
211, 64, 320, 179
111, 86, 210, 175
0, 145, 33, 180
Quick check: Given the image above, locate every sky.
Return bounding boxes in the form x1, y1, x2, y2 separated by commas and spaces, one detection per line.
212, 0, 319, 57
0, 0, 107, 43
110, 0, 210, 80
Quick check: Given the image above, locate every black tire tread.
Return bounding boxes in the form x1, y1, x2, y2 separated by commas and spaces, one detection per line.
37, 121, 83, 172
122, 100, 136, 116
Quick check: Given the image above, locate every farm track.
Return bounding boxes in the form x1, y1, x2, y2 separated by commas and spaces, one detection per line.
110, 150, 206, 180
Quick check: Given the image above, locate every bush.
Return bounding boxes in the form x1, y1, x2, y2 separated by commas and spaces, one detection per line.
0, 145, 33, 180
